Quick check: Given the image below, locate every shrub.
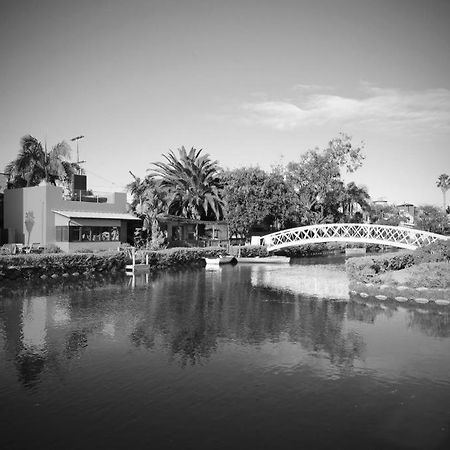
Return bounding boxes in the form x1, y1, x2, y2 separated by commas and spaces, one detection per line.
345, 251, 415, 283
129, 247, 226, 267
413, 240, 450, 264
43, 243, 62, 253
233, 245, 269, 257
0, 252, 127, 280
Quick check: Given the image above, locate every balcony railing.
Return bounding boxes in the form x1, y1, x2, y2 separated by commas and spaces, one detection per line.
67, 190, 114, 203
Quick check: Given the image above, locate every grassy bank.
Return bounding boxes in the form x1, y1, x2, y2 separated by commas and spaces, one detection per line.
345, 240, 450, 289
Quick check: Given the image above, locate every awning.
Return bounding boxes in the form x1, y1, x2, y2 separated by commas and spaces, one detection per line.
52, 210, 141, 220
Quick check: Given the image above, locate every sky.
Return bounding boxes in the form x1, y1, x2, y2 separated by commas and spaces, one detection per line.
1, 0, 449, 206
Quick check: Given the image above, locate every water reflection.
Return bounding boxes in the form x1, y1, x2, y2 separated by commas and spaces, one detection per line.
1, 261, 450, 450
249, 262, 349, 299
1, 262, 449, 389
349, 293, 450, 338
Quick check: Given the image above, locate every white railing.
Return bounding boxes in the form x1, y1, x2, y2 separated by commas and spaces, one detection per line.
261, 223, 449, 251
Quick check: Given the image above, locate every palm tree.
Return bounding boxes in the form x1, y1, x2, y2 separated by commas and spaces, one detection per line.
4, 135, 79, 188
342, 182, 371, 219
436, 173, 450, 211
127, 171, 150, 213
149, 146, 224, 222
127, 172, 168, 249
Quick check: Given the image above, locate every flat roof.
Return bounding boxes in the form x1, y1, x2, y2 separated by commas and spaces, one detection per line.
53, 210, 141, 220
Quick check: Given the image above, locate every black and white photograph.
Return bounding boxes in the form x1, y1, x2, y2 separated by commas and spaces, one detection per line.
1, 1, 449, 449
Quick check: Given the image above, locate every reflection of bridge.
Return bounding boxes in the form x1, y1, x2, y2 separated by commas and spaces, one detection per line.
260, 223, 449, 251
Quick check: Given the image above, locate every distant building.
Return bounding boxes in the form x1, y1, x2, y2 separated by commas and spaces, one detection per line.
156, 214, 229, 247
3, 176, 140, 252
397, 203, 416, 217
396, 203, 416, 226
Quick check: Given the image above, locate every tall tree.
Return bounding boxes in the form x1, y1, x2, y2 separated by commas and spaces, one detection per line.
436, 173, 450, 211
325, 133, 365, 174
221, 167, 270, 238
149, 146, 224, 221
286, 134, 366, 225
262, 169, 298, 230
4, 135, 79, 188
127, 171, 150, 212
286, 149, 341, 224
341, 182, 371, 220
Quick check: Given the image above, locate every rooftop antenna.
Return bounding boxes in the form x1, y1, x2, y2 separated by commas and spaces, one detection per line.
70, 135, 86, 174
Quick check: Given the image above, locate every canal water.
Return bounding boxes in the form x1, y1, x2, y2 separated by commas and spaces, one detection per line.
1, 256, 449, 450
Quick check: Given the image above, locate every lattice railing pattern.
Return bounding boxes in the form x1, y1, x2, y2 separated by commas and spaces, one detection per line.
261, 224, 449, 251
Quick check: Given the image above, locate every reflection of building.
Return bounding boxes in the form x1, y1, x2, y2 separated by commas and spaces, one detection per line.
3, 177, 140, 252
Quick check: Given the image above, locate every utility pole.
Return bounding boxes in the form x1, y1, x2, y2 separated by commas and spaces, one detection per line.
70, 135, 86, 173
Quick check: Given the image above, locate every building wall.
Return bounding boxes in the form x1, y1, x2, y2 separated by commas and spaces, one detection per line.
4, 185, 130, 247
4, 186, 45, 245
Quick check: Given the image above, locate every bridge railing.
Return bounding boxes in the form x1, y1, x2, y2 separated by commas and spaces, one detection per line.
260, 223, 448, 251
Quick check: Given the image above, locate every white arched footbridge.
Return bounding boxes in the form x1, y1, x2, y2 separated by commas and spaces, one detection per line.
259, 223, 449, 252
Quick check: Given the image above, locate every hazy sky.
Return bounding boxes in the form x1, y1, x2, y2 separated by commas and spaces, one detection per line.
1, 0, 449, 205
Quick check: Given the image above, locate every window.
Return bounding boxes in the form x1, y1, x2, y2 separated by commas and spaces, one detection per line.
56, 225, 120, 242
55, 226, 69, 242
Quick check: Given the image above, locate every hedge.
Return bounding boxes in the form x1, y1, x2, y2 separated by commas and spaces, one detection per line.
228, 245, 269, 257
0, 247, 227, 281
133, 247, 226, 269
0, 251, 128, 281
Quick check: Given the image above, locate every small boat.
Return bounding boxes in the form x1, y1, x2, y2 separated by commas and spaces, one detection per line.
204, 255, 237, 265
236, 256, 290, 264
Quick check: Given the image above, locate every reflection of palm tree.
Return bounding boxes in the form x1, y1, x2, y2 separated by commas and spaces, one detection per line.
129, 267, 366, 368
4, 135, 80, 188
150, 146, 224, 222
436, 173, 450, 211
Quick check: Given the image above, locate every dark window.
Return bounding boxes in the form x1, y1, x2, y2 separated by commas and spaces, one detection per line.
69, 226, 82, 242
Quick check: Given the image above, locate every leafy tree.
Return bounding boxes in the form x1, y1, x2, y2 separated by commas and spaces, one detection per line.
436, 173, 450, 211
221, 167, 270, 238
261, 166, 300, 231
415, 205, 448, 233
325, 132, 365, 174
5, 135, 80, 188
285, 134, 366, 225
149, 146, 224, 223
286, 149, 341, 224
